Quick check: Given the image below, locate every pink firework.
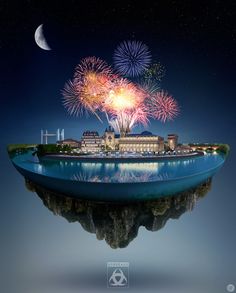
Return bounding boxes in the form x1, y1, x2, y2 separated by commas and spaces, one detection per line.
148, 90, 180, 122
62, 80, 83, 116
62, 55, 181, 135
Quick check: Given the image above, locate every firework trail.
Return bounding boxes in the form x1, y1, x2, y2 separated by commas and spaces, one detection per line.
109, 107, 149, 136
113, 40, 151, 77
62, 80, 82, 116
148, 90, 180, 122
139, 78, 161, 96
104, 78, 149, 135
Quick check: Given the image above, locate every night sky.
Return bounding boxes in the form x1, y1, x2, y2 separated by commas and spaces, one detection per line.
0, 1, 236, 143
1, 1, 236, 145
1, 2, 236, 292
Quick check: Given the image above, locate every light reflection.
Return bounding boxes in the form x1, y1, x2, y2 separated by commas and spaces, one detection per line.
118, 162, 163, 172
35, 164, 43, 174
71, 170, 172, 182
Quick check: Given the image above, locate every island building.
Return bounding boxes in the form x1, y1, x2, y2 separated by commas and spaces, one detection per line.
57, 138, 81, 148
118, 131, 164, 153
103, 126, 120, 150
81, 131, 102, 152
57, 127, 178, 154
80, 127, 165, 153
167, 134, 178, 150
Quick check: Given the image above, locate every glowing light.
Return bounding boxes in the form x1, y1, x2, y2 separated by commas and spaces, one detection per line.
143, 62, 166, 82
103, 79, 149, 135
62, 57, 112, 120
62, 54, 181, 135
113, 40, 151, 77
148, 90, 180, 122
105, 79, 143, 112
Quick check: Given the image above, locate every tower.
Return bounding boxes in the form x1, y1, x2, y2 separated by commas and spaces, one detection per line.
104, 126, 115, 150
167, 134, 178, 150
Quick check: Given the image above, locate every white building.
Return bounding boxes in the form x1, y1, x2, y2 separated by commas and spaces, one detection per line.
119, 131, 164, 153
81, 131, 102, 153
167, 134, 178, 150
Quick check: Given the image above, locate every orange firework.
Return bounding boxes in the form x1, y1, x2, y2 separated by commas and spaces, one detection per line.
103, 78, 149, 135
62, 57, 113, 121
62, 55, 180, 135
80, 72, 111, 110
104, 78, 145, 113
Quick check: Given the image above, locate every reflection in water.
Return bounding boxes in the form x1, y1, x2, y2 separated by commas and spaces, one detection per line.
25, 178, 212, 249
69, 162, 171, 183
71, 171, 171, 183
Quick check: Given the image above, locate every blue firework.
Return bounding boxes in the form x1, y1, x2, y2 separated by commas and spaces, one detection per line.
113, 40, 152, 77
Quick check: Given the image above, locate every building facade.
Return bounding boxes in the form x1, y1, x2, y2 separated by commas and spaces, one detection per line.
167, 134, 178, 150
80, 129, 176, 153
119, 131, 164, 153
81, 131, 102, 153
104, 126, 116, 150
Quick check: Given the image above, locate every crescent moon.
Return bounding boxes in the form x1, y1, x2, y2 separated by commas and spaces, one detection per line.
34, 24, 51, 51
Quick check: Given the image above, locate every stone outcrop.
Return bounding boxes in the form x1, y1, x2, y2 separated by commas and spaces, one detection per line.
25, 178, 212, 249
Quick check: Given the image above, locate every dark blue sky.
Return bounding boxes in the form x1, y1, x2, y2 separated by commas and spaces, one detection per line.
1, 3, 236, 292
1, 1, 235, 146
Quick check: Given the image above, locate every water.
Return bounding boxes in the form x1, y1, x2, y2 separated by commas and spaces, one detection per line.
10, 150, 225, 201
12, 151, 225, 182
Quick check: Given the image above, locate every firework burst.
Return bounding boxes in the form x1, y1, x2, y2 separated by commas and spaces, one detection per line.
143, 62, 166, 82
113, 40, 151, 77
62, 52, 180, 135
62, 57, 113, 121
104, 78, 149, 135
148, 90, 180, 122
139, 79, 161, 96
138, 62, 166, 95
104, 78, 145, 112
74, 56, 112, 81
62, 80, 82, 116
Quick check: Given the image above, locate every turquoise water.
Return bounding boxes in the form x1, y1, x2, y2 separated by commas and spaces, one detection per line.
10, 151, 226, 201
12, 151, 225, 183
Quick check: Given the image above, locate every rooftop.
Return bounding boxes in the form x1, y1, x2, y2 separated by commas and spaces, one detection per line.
82, 131, 99, 137
125, 131, 162, 138
57, 138, 80, 143
168, 134, 178, 137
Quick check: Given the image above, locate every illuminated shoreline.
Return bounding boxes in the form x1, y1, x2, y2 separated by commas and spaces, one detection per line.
42, 151, 204, 162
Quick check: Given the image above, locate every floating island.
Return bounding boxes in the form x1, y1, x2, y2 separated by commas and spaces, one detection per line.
8, 52, 229, 202
25, 178, 211, 248
8, 142, 229, 202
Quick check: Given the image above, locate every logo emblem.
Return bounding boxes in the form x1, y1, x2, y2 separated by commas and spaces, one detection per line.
107, 262, 129, 288
227, 284, 235, 292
